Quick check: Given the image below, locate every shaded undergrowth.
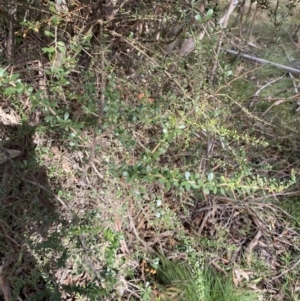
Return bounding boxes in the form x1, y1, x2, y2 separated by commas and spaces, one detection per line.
0, 1, 300, 300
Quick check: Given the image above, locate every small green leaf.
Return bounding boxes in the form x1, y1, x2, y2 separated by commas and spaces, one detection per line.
191, 183, 199, 189
4, 87, 16, 95
206, 9, 214, 18
185, 183, 191, 191
15, 83, 24, 93
42, 47, 55, 53
177, 124, 186, 129
48, 2, 57, 13
208, 172, 214, 181
165, 182, 171, 190
195, 14, 202, 22
185, 171, 191, 180
203, 187, 210, 195
51, 15, 59, 25
220, 188, 225, 195
122, 171, 129, 177
0, 68, 6, 77
45, 116, 54, 122
44, 30, 55, 38
158, 178, 167, 184
57, 41, 65, 47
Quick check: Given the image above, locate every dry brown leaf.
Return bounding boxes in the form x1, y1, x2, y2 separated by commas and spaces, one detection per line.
138, 93, 154, 103
179, 37, 196, 57
0, 108, 20, 125
137, 93, 145, 99
165, 38, 179, 54
234, 268, 251, 286
245, 230, 262, 264
154, 6, 164, 15
0, 149, 21, 164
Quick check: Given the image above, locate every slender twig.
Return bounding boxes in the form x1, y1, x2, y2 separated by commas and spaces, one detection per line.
253, 75, 285, 97
210, 32, 224, 85
24, 179, 71, 213
272, 258, 300, 280
79, 20, 106, 185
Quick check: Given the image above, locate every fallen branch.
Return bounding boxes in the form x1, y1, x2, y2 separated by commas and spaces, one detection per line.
224, 49, 300, 75
0, 261, 12, 301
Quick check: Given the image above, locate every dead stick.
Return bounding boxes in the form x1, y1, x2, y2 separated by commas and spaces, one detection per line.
224, 49, 300, 75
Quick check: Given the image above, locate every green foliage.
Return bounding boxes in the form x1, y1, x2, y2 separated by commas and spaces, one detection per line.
104, 71, 296, 198
1, 1, 300, 301
201, 267, 259, 301
153, 254, 259, 301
